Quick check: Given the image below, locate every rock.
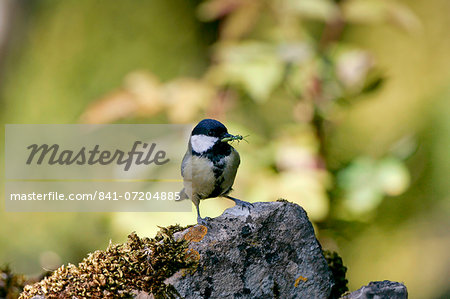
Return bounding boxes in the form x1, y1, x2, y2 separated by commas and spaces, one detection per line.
167, 201, 334, 298
19, 201, 336, 298
342, 280, 408, 299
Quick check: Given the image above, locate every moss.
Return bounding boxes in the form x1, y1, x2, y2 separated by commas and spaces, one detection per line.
276, 198, 290, 203
0, 264, 25, 299
20, 225, 199, 299
323, 250, 348, 299
272, 281, 280, 299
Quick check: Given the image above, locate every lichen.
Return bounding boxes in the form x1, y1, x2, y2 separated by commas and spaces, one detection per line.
323, 250, 348, 299
183, 225, 207, 242
19, 225, 199, 299
294, 275, 308, 287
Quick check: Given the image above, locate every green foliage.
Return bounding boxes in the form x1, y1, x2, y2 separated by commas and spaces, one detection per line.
1, 0, 449, 297
336, 156, 410, 217
0, 0, 210, 276
0, 265, 25, 299
75, 0, 417, 224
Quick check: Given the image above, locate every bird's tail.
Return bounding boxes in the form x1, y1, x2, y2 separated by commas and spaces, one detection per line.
177, 188, 189, 201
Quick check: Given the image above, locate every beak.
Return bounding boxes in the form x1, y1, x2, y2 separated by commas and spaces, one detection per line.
221, 133, 238, 142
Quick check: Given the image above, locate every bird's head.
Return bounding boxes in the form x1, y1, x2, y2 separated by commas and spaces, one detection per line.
190, 119, 240, 154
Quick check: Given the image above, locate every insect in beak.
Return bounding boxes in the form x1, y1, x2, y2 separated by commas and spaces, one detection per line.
221, 133, 246, 143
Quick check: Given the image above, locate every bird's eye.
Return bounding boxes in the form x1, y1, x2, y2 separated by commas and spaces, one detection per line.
207, 131, 213, 136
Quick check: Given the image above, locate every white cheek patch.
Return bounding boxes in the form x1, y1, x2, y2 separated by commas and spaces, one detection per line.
190, 135, 218, 153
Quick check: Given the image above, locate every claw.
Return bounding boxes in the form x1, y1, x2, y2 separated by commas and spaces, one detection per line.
234, 199, 253, 211
197, 216, 210, 226
224, 195, 253, 212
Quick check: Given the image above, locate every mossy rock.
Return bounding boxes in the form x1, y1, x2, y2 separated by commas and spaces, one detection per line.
20, 225, 199, 298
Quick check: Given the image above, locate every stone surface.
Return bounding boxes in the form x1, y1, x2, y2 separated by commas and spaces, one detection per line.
342, 280, 408, 299
167, 201, 334, 298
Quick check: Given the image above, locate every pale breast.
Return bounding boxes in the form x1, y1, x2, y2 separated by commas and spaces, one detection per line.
181, 155, 216, 200
181, 147, 240, 200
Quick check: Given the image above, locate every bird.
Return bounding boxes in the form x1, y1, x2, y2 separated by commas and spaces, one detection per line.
180, 119, 253, 225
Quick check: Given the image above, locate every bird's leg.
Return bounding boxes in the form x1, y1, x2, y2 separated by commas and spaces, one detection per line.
196, 208, 208, 226
224, 195, 253, 211
193, 198, 208, 226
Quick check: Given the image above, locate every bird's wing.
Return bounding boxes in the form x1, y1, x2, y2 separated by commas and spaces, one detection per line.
181, 147, 191, 178
220, 148, 240, 195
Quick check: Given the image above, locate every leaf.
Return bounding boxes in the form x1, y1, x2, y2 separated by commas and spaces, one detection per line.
163, 78, 215, 123
286, 0, 340, 21
279, 171, 330, 221
389, 135, 418, 160
79, 90, 141, 124
209, 42, 284, 102
197, 0, 242, 21
342, 0, 387, 24
376, 157, 410, 196
220, 0, 262, 40
198, 0, 261, 40
386, 2, 422, 33
361, 75, 384, 94
337, 156, 410, 214
123, 71, 164, 115
278, 42, 312, 64
336, 50, 374, 91
343, 0, 421, 32
80, 72, 214, 123
79, 71, 163, 123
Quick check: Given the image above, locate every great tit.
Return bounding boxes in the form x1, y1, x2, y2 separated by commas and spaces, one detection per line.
180, 119, 252, 225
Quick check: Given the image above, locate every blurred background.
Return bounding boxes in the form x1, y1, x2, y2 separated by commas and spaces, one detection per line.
0, 0, 449, 298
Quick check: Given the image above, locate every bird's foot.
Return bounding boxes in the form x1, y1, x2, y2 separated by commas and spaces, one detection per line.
233, 199, 254, 211
197, 216, 211, 226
